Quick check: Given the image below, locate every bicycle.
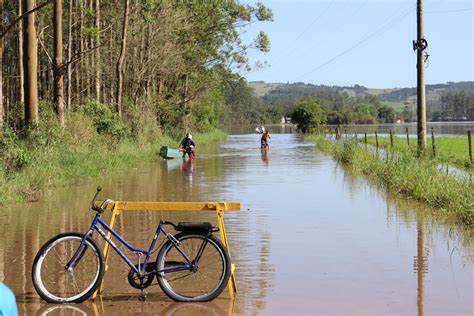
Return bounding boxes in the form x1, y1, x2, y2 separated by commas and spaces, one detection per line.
32, 187, 231, 304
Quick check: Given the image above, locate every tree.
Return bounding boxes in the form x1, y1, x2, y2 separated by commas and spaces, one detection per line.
291, 98, 326, 134
23, 0, 39, 127
53, 0, 64, 127
0, 0, 4, 127
377, 104, 396, 123
115, 0, 130, 118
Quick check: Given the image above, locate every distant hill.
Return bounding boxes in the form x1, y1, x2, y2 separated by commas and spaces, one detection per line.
247, 81, 283, 98
247, 81, 474, 114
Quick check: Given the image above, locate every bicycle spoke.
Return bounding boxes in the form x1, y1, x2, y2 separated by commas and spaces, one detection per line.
33, 234, 103, 303
157, 233, 230, 301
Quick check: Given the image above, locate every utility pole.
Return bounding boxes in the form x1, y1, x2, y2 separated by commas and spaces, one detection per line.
414, 0, 428, 152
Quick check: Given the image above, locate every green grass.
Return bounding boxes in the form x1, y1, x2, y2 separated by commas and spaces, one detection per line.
0, 114, 227, 205
306, 134, 474, 225
363, 136, 473, 172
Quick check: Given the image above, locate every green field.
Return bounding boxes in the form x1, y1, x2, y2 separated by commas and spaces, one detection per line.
247, 82, 282, 97
364, 136, 473, 172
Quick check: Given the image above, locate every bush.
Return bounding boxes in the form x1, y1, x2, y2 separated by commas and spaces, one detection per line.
81, 101, 129, 141
291, 98, 326, 133
0, 128, 31, 174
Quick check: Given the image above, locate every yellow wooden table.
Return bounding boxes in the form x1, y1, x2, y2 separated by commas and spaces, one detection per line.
92, 201, 240, 300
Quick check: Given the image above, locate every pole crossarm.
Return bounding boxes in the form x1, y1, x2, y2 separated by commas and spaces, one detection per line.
93, 200, 240, 300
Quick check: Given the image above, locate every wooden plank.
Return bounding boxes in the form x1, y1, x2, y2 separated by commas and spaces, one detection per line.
99, 201, 240, 212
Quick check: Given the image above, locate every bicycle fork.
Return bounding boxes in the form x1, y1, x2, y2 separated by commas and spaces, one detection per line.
64, 230, 94, 271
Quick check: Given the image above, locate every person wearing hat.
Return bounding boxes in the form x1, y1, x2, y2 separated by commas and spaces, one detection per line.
179, 133, 196, 159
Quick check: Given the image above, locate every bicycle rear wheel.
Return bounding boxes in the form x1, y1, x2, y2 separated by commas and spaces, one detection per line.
156, 232, 231, 302
32, 232, 104, 303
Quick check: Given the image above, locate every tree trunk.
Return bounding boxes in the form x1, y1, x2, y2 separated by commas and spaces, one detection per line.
84, 0, 90, 100
0, 0, 4, 128
18, 0, 25, 105
78, 0, 84, 104
95, 0, 100, 101
53, 0, 64, 127
67, 0, 72, 109
23, 0, 39, 127
115, 0, 129, 118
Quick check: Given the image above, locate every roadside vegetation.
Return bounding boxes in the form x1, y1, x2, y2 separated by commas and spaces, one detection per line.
306, 135, 474, 225
0, 2, 273, 205
363, 136, 473, 173
0, 102, 227, 204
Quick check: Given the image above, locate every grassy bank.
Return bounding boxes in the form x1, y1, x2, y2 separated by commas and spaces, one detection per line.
307, 135, 474, 225
0, 104, 227, 205
362, 136, 473, 173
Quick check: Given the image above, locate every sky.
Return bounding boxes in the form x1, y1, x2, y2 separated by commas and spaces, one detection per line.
241, 0, 474, 88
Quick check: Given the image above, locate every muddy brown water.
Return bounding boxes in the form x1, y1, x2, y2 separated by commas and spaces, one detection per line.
0, 133, 472, 315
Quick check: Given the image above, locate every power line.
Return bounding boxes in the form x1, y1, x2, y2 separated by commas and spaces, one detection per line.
283, 0, 336, 56
293, 4, 416, 82
295, 0, 371, 60
268, 0, 367, 73
425, 8, 473, 13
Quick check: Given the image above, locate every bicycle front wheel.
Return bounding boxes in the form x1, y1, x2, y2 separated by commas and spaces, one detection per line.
32, 232, 104, 303
156, 232, 231, 302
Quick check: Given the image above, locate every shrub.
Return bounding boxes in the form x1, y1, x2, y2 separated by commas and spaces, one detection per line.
81, 101, 129, 141
291, 98, 326, 133
0, 128, 31, 174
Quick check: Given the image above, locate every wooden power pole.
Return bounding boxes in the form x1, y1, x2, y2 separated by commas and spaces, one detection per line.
414, 0, 428, 152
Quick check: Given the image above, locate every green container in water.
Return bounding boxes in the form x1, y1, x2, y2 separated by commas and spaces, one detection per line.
159, 146, 182, 159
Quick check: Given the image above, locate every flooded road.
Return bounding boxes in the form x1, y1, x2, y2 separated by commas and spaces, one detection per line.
1, 132, 472, 315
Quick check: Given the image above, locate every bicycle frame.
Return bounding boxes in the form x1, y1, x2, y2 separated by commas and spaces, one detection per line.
66, 214, 193, 276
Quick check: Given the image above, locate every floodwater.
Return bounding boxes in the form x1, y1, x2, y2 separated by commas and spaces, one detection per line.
1, 132, 472, 315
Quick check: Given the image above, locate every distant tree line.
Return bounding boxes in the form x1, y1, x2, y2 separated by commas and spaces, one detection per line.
431, 90, 474, 121
228, 82, 397, 125
238, 81, 474, 125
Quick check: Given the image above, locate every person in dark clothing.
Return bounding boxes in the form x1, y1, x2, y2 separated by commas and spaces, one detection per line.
261, 130, 270, 149
180, 133, 196, 158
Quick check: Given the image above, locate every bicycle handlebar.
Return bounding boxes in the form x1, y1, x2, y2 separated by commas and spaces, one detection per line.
90, 186, 113, 213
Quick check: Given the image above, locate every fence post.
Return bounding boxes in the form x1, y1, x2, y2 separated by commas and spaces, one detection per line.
364, 133, 367, 148
390, 130, 394, 147
375, 131, 379, 150
406, 127, 410, 146
468, 130, 472, 163
431, 127, 436, 157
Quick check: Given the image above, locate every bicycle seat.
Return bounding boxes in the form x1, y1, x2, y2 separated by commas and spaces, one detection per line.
176, 222, 212, 231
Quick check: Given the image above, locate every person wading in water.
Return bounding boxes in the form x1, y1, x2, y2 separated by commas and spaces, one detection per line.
261, 130, 270, 150
179, 133, 196, 159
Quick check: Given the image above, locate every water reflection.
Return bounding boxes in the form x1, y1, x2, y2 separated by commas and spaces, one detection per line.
30, 297, 232, 316
415, 219, 427, 316
260, 148, 270, 165
1, 133, 472, 315
35, 303, 94, 316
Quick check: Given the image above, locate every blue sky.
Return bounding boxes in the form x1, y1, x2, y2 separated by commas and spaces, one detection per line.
241, 0, 473, 88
